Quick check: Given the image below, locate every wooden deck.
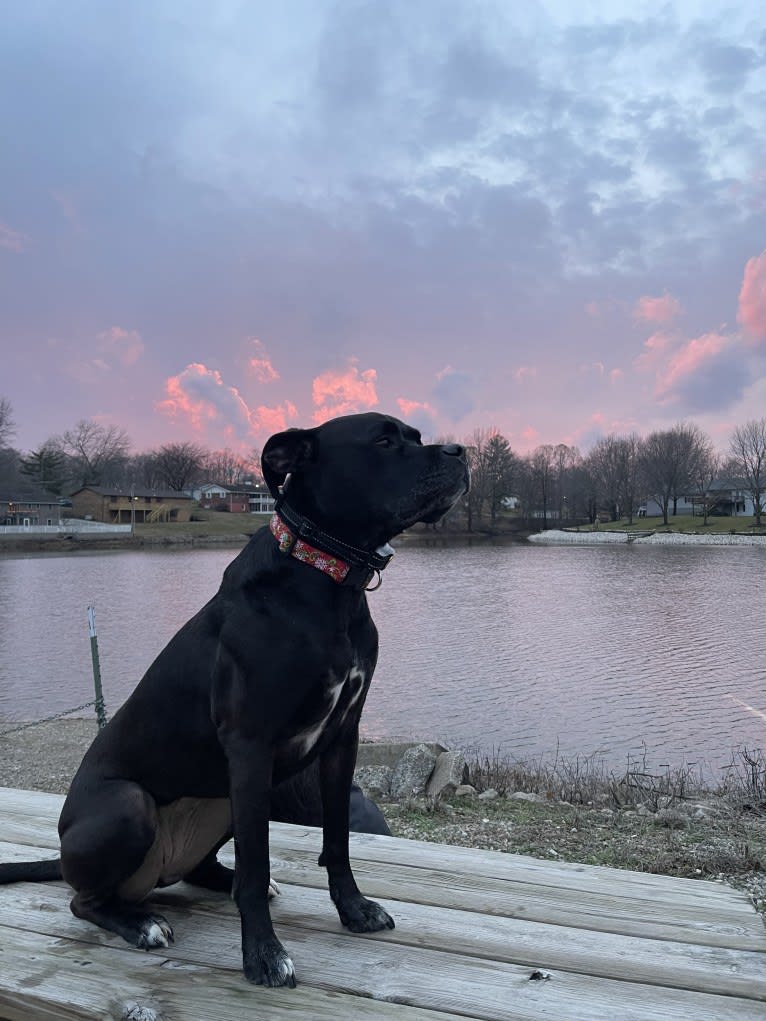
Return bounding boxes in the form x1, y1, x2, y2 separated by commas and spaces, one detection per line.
0, 786, 765, 1021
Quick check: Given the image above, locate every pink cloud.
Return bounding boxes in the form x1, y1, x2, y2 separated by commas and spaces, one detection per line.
247, 339, 280, 383
737, 251, 766, 343
251, 401, 298, 435
513, 365, 537, 382
98, 326, 144, 366
157, 363, 254, 433
633, 330, 676, 372
655, 332, 729, 401
312, 362, 378, 424
633, 293, 683, 324
397, 397, 435, 418
0, 221, 27, 253
610, 368, 624, 383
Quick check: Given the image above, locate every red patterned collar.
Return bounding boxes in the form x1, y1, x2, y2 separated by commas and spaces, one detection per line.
269, 509, 394, 590
270, 512, 352, 583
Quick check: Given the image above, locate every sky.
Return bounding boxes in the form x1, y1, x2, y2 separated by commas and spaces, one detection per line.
2, 1, 766, 456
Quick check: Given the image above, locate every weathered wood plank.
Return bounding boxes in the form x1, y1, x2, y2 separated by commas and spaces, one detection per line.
0, 892, 763, 1021
0, 925, 460, 1021
2, 876, 766, 1003
0, 830, 757, 953
0, 785, 745, 905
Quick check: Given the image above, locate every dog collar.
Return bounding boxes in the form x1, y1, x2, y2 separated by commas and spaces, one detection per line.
269, 504, 394, 591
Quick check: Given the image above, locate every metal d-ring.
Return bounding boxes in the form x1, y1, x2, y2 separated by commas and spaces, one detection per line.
365, 570, 383, 592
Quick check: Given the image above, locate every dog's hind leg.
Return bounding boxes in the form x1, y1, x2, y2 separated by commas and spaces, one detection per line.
184, 836, 235, 894
59, 781, 173, 949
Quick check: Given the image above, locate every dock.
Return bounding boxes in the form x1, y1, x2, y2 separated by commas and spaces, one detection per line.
0, 785, 765, 1020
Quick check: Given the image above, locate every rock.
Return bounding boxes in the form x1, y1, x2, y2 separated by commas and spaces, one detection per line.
390, 744, 438, 799
354, 765, 393, 799
653, 808, 688, 829
455, 784, 477, 797
356, 741, 447, 771
478, 788, 499, 801
425, 750, 469, 799
509, 791, 544, 804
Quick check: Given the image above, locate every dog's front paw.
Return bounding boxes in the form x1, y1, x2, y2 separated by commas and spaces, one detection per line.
243, 936, 296, 988
136, 914, 174, 949
336, 895, 395, 933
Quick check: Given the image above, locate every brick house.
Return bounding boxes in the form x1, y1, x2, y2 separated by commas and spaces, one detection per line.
69, 486, 194, 524
193, 483, 274, 515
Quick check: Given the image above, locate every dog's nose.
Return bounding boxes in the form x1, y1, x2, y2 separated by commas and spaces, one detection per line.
441, 443, 465, 457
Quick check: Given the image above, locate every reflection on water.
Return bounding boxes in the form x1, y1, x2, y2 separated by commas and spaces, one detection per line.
1, 542, 765, 773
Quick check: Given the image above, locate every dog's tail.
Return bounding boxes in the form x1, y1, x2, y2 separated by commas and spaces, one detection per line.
0, 859, 62, 883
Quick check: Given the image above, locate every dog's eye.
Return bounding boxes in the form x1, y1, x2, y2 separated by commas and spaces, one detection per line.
376, 436, 394, 448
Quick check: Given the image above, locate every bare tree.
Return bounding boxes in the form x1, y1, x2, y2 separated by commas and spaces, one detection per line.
589, 434, 641, 524
57, 420, 132, 488
689, 446, 721, 526
552, 443, 580, 522
527, 444, 556, 524
639, 423, 711, 526
153, 442, 207, 491
0, 397, 16, 449
587, 435, 625, 521
204, 448, 257, 486
729, 418, 766, 526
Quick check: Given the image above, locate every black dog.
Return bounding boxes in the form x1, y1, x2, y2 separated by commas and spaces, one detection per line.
0, 412, 467, 988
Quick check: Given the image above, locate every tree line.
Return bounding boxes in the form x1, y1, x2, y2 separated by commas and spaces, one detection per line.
0, 404, 263, 500
449, 420, 766, 530
1, 398, 765, 527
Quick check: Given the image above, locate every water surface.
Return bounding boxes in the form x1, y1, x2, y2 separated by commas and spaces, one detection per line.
1, 542, 764, 773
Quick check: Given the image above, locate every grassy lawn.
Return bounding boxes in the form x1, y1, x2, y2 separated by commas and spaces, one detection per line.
134, 510, 270, 540
581, 514, 765, 535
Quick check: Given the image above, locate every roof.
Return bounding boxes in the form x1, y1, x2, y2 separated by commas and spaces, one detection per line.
70, 486, 193, 500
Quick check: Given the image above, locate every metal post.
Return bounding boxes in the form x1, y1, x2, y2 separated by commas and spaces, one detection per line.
87, 606, 108, 729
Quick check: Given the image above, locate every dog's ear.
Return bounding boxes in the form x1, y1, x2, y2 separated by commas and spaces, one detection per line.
261, 429, 317, 498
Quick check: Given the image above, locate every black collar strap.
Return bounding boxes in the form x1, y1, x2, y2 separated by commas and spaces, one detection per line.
270, 498, 394, 590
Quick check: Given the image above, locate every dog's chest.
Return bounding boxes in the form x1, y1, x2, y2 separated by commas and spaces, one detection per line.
288, 664, 368, 758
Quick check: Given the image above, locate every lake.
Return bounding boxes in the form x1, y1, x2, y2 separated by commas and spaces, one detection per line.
1, 540, 765, 775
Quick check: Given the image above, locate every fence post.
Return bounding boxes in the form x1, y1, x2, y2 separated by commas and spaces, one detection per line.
87, 606, 108, 729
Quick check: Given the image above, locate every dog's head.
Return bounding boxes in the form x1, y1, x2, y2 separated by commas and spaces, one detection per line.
262, 413, 469, 548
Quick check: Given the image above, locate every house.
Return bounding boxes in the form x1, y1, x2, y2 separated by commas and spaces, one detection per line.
192, 482, 275, 515
69, 486, 194, 524
0, 490, 68, 527
640, 477, 756, 518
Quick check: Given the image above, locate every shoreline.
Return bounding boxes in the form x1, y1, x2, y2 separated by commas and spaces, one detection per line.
529, 528, 766, 546
1, 719, 765, 915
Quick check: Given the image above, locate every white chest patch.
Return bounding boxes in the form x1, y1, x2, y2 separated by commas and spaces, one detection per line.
292, 664, 368, 757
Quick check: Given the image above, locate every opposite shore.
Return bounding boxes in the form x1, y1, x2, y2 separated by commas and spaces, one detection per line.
529, 528, 766, 547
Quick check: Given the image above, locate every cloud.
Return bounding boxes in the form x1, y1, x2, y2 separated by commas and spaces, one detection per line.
157, 363, 252, 432
651, 331, 749, 411
513, 365, 537, 382
633, 293, 683, 324
247, 338, 280, 383
633, 330, 676, 372
431, 365, 474, 421
396, 397, 436, 434
251, 401, 298, 436
65, 326, 145, 383
737, 251, 766, 343
0, 221, 27, 252
97, 326, 145, 366
312, 362, 378, 424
